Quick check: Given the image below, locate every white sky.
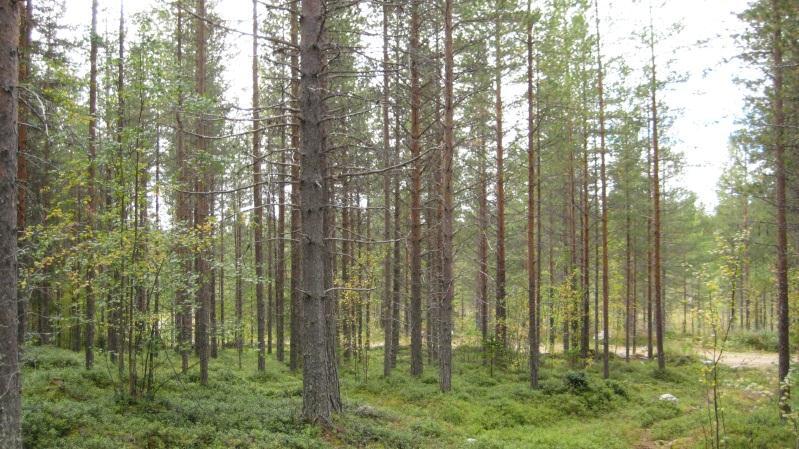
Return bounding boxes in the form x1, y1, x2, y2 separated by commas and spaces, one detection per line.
61, 0, 755, 211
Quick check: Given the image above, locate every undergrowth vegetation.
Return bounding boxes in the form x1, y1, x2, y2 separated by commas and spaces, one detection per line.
21, 345, 790, 448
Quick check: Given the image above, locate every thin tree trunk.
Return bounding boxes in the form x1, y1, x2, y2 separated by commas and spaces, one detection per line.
175, 2, 192, 375
289, 0, 302, 372
526, 2, 539, 387
276, 120, 286, 362
439, 0, 454, 392
251, 0, 267, 372
477, 131, 488, 347
494, 0, 507, 349
114, 2, 127, 379
580, 97, 590, 360
390, 20, 402, 368
646, 133, 653, 360
625, 199, 631, 361
381, 0, 393, 378
84, 0, 99, 370
235, 192, 243, 368
595, 0, 610, 379
408, 0, 423, 377
649, 15, 665, 371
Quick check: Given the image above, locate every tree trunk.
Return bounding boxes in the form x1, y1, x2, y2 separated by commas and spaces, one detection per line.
251, 0, 267, 372
526, 4, 539, 387
649, 18, 665, 371
408, 0, 423, 378
16, 0, 31, 348
477, 115, 488, 348
595, 0, 610, 379
772, 0, 790, 406
289, 0, 303, 372
84, 0, 99, 370
276, 121, 286, 362
0, 0, 21, 445
194, 0, 210, 386
175, 2, 192, 375
299, 0, 340, 424
381, 0, 393, 378
235, 192, 243, 368
580, 96, 590, 360
494, 0, 507, 349
646, 136, 653, 360
439, 0, 454, 392
114, 2, 127, 378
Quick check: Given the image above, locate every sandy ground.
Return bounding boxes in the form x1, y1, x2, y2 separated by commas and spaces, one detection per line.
698, 349, 780, 369
606, 344, 781, 369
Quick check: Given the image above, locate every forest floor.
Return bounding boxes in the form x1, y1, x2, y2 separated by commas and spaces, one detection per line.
20, 344, 794, 449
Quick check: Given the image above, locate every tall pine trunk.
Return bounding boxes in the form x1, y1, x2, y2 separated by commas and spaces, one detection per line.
381, 0, 394, 378
299, 0, 340, 424
772, 0, 790, 407
649, 17, 665, 371
194, 0, 211, 386
0, 0, 21, 445
494, 1, 507, 349
439, 0, 455, 392
595, 0, 610, 379
408, 0, 423, 377
289, 1, 303, 372
84, 0, 99, 370
251, 0, 267, 372
526, 3, 539, 387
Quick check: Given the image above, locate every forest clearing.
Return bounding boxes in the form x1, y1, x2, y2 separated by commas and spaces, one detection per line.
0, 0, 797, 448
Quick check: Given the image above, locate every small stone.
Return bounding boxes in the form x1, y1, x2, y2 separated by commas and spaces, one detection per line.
659, 393, 678, 402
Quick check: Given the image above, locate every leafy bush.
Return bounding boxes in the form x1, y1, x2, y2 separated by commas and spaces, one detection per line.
604, 380, 628, 398
564, 371, 589, 392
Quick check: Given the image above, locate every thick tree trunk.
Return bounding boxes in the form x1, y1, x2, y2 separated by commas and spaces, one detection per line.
194, 0, 211, 386
772, 0, 790, 406
299, 0, 340, 424
16, 0, 31, 348
0, 1, 21, 446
